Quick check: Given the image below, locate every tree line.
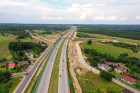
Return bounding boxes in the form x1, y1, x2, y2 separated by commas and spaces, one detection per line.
77, 25, 140, 40
101, 41, 140, 53
9, 41, 47, 60
0, 27, 31, 39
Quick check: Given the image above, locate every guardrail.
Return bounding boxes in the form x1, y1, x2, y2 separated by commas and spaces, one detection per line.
33, 39, 61, 93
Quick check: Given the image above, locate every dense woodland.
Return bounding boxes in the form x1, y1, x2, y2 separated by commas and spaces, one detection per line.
9, 41, 47, 60
0, 24, 69, 39
0, 27, 31, 39
77, 25, 140, 40
101, 41, 140, 53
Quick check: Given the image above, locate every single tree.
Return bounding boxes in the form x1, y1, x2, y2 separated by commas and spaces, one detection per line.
87, 40, 92, 45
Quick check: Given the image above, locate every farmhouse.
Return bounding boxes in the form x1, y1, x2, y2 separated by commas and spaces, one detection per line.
2, 61, 7, 66
121, 75, 136, 84
9, 63, 15, 69
99, 58, 106, 62
26, 49, 33, 60
115, 67, 127, 73
107, 62, 118, 67
98, 64, 111, 71
121, 89, 134, 93
18, 61, 29, 66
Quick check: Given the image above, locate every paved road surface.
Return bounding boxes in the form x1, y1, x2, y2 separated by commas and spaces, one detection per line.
36, 30, 71, 93
58, 27, 75, 93
112, 79, 140, 93
14, 42, 53, 93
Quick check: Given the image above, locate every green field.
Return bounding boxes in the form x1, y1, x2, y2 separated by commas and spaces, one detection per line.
81, 41, 140, 59
48, 39, 65, 93
77, 32, 140, 45
20, 37, 39, 42
75, 68, 124, 93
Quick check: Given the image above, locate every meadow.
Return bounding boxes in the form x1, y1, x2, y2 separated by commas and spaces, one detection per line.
81, 41, 140, 59
75, 67, 124, 93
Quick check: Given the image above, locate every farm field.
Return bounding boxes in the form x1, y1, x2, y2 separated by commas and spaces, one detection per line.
75, 67, 124, 93
81, 41, 140, 59
77, 32, 140, 45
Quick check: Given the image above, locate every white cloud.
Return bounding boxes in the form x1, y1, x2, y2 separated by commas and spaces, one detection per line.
94, 16, 118, 21
0, 0, 140, 23
136, 16, 140, 20
119, 17, 127, 20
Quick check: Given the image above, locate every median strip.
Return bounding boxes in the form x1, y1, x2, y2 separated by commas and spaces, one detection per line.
48, 39, 66, 93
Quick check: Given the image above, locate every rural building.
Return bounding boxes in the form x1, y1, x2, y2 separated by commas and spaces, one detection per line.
121, 75, 136, 84
2, 61, 7, 66
115, 67, 127, 73
107, 62, 118, 67
18, 61, 29, 66
9, 63, 15, 69
121, 89, 134, 93
98, 64, 111, 71
99, 58, 106, 62
26, 49, 34, 60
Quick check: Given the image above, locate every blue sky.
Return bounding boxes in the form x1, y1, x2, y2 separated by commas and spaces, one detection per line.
0, 0, 140, 24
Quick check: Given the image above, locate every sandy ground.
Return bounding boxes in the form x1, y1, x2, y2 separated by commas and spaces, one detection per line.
68, 40, 82, 93
73, 32, 77, 38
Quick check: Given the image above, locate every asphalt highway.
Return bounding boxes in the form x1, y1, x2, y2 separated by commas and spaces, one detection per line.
14, 42, 53, 93
36, 30, 71, 93
58, 27, 75, 93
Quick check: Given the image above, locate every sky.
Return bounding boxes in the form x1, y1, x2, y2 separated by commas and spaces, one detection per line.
0, 0, 140, 24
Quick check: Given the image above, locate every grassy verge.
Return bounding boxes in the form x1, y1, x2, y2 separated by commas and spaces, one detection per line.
67, 41, 75, 93
75, 67, 124, 93
48, 39, 66, 93
0, 76, 22, 93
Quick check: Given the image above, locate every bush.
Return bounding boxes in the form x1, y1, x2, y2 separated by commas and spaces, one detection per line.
120, 53, 128, 57
100, 70, 113, 81
87, 40, 92, 45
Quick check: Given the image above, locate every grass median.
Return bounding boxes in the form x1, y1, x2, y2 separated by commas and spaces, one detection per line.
48, 39, 66, 93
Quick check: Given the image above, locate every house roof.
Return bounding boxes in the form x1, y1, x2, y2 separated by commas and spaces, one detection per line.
121, 89, 134, 93
18, 61, 29, 65
100, 58, 106, 61
102, 64, 110, 69
9, 63, 15, 67
115, 67, 127, 72
2, 61, 7, 65
107, 62, 113, 65
107, 62, 118, 66
26, 49, 32, 53
121, 75, 136, 83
